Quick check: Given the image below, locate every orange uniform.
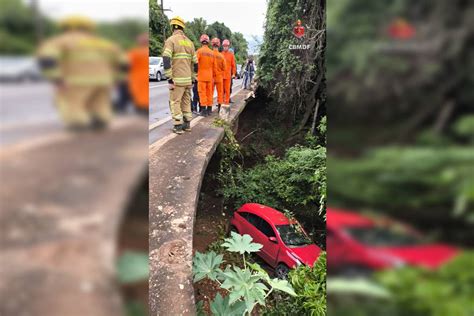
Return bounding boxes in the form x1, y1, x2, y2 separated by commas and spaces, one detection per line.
213, 48, 226, 104
128, 46, 149, 109
196, 45, 215, 106
222, 50, 236, 104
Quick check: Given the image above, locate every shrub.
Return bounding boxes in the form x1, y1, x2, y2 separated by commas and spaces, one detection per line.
220, 145, 326, 222
376, 251, 474, 316
193, 232, 296, 315
263, 252, 327, 316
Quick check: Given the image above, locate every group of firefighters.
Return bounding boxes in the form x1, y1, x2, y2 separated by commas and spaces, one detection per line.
36, 15, 252, 135
163, 16, 238, 134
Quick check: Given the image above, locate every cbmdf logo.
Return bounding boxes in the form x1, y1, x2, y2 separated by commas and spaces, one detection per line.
293, 19, 305, 39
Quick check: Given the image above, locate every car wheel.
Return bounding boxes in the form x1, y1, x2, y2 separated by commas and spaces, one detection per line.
275, 263, 290, 279
156, 72, 162, 81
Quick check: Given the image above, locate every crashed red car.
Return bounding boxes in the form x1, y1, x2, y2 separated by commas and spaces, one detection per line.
327, 207, 459, 274
229, 203, 321, 278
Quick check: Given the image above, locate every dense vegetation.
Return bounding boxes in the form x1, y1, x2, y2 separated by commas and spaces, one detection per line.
193, 233, 297, 315
327, 1, 473, 315
327, 0, 473, 144
0, 0, 146, 55
149, 1, 248, 64
199, 0, 327, 315
264, 253, 327, 316
376, 251, 474, 316
327, 0, 474, 243
0, 0, 55, 54
258, 0, 326, 133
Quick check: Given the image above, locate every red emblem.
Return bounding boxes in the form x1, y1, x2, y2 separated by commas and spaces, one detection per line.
293, 19, 305, 39
388, 18, 415, 39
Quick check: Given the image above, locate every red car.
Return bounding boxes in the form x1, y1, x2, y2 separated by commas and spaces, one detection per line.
327, 207, 459, 274
229, 203, 321, 278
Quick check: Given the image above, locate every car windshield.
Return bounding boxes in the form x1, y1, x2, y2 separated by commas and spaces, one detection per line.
149, 57, 160, 65
276, 224, 312, 247
346, 226, 422, 247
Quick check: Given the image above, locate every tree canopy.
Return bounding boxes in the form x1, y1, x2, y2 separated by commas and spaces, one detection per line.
257, 0, 326, 132
1, 0, 146, 55
149, 5, 248, 64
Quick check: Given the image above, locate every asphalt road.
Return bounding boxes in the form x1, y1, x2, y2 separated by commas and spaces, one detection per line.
148, 78, 243, 144
0, 82, 63, 146
0, 79, 244, 147
0, 82, 140, 147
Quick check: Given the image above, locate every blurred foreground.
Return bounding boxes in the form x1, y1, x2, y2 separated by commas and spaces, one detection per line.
327, 1, 473, 315
1, 1, 149, 315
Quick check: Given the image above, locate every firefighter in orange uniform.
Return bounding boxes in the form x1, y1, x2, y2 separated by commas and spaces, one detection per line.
196, 34, 215, 117
221, 39, 236, 117
128, 33, 149, 114
211, 37, 226, 115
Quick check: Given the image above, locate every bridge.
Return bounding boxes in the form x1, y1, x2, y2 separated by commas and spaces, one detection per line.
149, 88, 251, 315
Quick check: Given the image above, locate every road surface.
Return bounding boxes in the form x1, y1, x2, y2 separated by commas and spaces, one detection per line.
149, 78, 243, 145
0, 82, 141, 147
0, 82, 63, 146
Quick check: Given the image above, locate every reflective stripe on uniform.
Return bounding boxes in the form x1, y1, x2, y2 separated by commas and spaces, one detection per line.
192, 54, 198, 63
173, 77, 192, 85
65, 76, 114, 85
173, 53, 192, 59
163, 48, 172, 57
68, 51, 109, 61
39, 48, 61, 58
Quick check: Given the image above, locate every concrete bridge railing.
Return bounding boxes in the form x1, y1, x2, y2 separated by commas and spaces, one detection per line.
149, 89, 251, 316
0, 117, 148, 316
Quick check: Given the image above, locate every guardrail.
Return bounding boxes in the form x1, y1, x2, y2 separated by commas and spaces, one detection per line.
149, 89, 251, 315
0, 117, 148, 316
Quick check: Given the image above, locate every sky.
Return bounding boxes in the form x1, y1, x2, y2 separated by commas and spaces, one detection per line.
35, 0, 267, 53
35, 0, 149, 22
163, 0, 267, 53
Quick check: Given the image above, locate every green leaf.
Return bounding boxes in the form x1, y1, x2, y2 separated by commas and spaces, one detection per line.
124, 301, 147, 316
268, 278, 297, 296
196, 300, 206, 316
210, 293, 247, 316
222, 232, 263, 254
248, 262, 271, 282
327, 277, 391, 299
192, 251, 224, 282
117, 251, 149, 284
219, 266, 267, 314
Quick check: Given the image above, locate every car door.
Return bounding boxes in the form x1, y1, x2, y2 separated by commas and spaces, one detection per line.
255, 218, 280, 267
326, 228, 349, 272
243, 213, 261, 238
236, 212, 251, 235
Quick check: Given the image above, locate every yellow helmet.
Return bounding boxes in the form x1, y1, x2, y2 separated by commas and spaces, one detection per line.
170, 16, 186, 29
59, 15, 96, 31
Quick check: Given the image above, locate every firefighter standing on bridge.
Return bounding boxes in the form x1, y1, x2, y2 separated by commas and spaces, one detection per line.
162, 16, 198, 134
211, 38, 226, 116
37, 16, 128, 131
221, 39, 236, 119
196, 34, 215, 117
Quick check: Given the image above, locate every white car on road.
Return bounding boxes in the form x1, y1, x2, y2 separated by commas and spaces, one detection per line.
0, 56, 42, 82
149, 56, 166, 81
